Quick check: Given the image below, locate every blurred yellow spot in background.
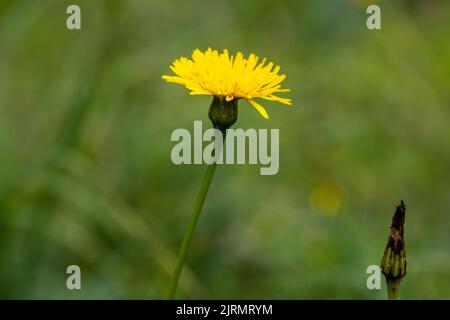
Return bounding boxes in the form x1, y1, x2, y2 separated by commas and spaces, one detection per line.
309, 182, 342, 216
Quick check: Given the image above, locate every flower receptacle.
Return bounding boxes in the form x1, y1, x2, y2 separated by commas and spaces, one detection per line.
208, 96, 238, 132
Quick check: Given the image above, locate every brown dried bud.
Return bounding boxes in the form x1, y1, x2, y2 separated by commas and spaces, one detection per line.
380, 200, 407, 299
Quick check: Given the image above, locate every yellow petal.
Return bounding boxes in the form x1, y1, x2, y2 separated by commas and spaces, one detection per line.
190, 89, 213, 96
225, 94, 234, 101
260, 94, 292, 105
248, 99, 269, 119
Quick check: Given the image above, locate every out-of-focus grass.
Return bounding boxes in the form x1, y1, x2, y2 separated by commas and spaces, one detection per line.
0, 0, 449, 299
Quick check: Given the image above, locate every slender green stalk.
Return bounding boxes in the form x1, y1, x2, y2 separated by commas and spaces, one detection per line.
168, 96, 235, 299
168, 163, 217, 299
387, 280, 400, 300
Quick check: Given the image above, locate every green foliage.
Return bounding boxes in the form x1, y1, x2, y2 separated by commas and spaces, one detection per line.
1, 0, 449, 299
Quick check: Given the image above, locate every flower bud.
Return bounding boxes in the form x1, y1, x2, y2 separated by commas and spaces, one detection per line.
380, 200, 407, 299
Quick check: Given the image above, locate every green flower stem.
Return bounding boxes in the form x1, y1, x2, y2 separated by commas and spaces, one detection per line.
387, 280, 401, 300
168, 162, 217, 299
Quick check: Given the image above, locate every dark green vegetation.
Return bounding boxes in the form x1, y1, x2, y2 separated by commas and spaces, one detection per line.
0, 0, 449, 298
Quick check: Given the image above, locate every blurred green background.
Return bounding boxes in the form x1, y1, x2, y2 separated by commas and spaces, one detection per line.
1, 0, 449, 299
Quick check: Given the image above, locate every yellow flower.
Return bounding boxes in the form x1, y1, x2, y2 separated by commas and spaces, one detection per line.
162, 48, 292, 119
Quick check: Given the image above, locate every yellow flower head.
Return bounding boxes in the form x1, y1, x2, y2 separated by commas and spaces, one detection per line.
162, 48, 292, 119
